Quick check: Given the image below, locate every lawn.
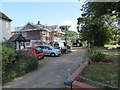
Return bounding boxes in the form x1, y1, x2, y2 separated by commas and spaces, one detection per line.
104, 45, 120, 48
78, 64, 119, 89
91, 47, 120, 63
78, 47, 119, 89
102, 50, 119, 64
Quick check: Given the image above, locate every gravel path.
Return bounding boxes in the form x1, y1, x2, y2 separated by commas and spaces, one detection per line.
3, 47, 88, 88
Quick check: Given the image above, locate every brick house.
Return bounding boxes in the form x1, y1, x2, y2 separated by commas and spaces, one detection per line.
11, 21, 65, 47
48, 25, 65, 42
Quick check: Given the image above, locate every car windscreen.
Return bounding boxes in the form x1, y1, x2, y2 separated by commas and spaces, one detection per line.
48, 46, 55, 50
37, 46, 43, 49
35, 48, 43, 54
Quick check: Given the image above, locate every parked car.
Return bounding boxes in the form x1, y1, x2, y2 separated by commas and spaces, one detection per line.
36, 45, 61, 57
22, 47, 44, 59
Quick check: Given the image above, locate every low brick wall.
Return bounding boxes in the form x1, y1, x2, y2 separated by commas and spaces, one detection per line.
72, 81, 98, 88
64, 61, 116, 89
71, 61, 89, 81
64, 61, 98, 89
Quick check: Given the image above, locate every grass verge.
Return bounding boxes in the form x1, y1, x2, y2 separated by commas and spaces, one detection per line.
104, 45, 120, 48
91, 47, 119, 63
78, 64, 119, 89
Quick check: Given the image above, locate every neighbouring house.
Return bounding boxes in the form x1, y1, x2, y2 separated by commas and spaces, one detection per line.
48, 25, 65, 43
11, 21, 51, 47
11, 21, 65, 47
0, 12, 12, 42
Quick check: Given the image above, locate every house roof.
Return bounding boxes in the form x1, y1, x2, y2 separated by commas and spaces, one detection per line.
0, 12, 12, 21
10, 34, 26, 41
47, 25, 58, 31
14, 22, 50, 32
12, 22, 64, 35
47, 25, 65, 34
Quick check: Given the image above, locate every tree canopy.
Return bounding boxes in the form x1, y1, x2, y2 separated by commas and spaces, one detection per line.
67, 30, 78, 43
81, 2, 120, 18
77, 2, 120, 46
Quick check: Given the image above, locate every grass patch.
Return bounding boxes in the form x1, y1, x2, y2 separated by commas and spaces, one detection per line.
90, 47, 119, 63
78, 64, 119, 89
102, 51, 119, 63
100, 50, 119, 64
104, 45, 120, 48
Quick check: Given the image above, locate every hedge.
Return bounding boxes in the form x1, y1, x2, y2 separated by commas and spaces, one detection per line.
2, 40, 39, 85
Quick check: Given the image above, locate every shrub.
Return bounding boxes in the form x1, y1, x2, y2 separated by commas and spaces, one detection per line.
2, 46, 17, 71
90, 52, 106, 62
15, 50, 38, 73
2, 50, 38, 85
2, 40, 14, 49
2, 40, 39, 85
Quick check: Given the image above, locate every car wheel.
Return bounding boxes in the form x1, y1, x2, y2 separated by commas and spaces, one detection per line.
57, 54, 61, 57
41, 56, 44, 59
50, 53, 56, 57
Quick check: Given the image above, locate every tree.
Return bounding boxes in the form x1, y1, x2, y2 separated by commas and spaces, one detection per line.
77, 2, 119, 46
81, 2, 120, 18
67, 30, 78, 43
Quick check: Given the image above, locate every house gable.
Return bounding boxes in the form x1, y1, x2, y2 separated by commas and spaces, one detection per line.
21, 23, 37, 31
0, 12, 12, 21
48, 25, 57, 31
10, 34, 26, 41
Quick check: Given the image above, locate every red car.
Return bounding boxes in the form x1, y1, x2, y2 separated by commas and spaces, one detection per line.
22, 47, 44, 60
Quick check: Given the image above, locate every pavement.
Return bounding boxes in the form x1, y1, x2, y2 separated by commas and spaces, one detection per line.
3, 47, 88, 88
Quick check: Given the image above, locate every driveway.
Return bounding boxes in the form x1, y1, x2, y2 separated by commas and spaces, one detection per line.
3, 47, 88, 88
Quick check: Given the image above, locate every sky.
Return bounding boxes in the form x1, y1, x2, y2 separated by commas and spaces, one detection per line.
1, 1, 84, 32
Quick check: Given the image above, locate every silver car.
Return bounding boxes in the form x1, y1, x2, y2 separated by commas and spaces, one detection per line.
37, 45, 61, 57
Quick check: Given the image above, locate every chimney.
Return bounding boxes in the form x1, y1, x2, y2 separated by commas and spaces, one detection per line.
37, 21, 42, 25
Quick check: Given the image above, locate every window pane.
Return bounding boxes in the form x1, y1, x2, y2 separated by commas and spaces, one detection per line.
35, 48, 43, 54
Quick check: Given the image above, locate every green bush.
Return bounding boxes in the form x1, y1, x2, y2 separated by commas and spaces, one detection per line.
2, 50, 38, 85
2, 40, 14, 49
2, 40, 39, 85
90, 52, 106, 62
2, 46, 17, 71
15, 50, 38, 73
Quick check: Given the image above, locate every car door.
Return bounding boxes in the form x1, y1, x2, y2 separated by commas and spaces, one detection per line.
43, 46, 52, 55
38, 46, 46, 55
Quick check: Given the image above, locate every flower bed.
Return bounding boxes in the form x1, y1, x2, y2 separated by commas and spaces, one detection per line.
90, 47, 119, 64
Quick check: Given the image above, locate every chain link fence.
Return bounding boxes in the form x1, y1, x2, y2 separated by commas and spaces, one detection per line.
79, 76, 119, 89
